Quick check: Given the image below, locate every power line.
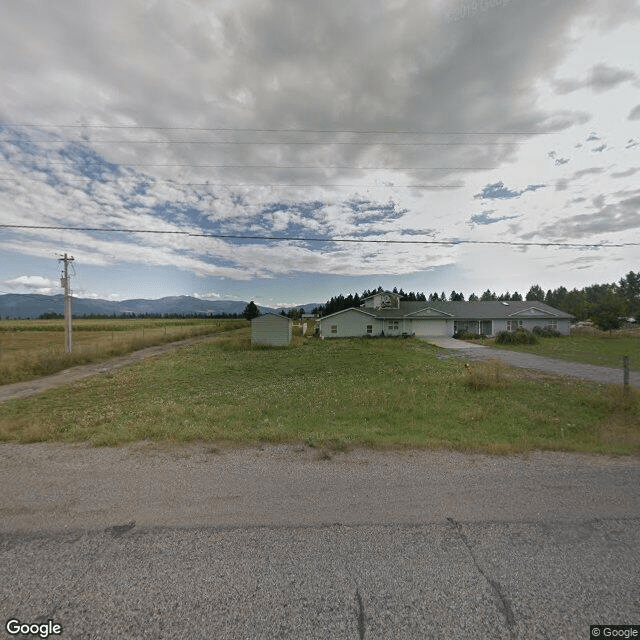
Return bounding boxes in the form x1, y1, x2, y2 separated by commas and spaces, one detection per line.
0, 176, 463, 189
4, 123, 556, 136
1, 137, 524, 147
2, 162, 497, 171
0, 224, 635, 248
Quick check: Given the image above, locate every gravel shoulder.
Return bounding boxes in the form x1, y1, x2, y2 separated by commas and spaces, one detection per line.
1, 442, 638, 533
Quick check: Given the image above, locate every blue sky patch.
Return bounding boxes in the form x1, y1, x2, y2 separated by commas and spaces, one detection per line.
469, 210, 519, 225
474, 181, 546, 200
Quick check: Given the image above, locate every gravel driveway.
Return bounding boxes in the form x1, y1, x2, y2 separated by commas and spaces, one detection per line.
427, 338, 640, 387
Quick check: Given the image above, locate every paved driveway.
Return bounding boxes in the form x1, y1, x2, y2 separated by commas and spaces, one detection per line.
426, 338, 640, 387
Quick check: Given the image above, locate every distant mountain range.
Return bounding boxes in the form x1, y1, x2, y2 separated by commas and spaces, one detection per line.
0, 294, 324, 319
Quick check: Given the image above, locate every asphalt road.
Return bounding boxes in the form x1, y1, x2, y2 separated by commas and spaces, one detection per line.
1, 443, 639, 639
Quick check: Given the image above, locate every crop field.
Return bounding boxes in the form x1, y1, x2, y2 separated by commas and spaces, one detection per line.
0, 332, 637, 454
0, 318, 247, 385
475, 327, 640, 371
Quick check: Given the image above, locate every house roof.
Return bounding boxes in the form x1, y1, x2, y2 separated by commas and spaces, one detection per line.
398, 300, 572, 319
320, 301, 572, 321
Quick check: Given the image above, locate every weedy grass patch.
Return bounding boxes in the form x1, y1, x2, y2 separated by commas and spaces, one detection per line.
0, 335, 638, 454
464, 359, 511, 390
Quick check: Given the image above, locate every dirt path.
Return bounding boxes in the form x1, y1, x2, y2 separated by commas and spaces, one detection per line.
0, 333, 227, 404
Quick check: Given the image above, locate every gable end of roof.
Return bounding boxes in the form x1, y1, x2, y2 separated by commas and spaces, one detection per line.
403, 306, 454, 318
319, 307, 377, 321
508, 306, 559, 318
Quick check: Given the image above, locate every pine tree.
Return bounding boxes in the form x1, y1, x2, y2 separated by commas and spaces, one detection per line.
525, 284, 545, 302
243, 301, 260, 320
590, 289, 625, 333
480, 289, 496, 301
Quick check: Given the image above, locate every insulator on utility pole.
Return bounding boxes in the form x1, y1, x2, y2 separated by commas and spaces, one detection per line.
58, 253, 75, 353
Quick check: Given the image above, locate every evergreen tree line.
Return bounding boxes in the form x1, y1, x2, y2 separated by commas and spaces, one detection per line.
311, 271, 640, 329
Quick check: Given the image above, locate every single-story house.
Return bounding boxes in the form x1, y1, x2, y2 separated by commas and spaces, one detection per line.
318, 291, 572, 339
251, 313, 292, 346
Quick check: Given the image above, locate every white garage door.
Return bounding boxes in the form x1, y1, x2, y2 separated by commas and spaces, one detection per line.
412, 319, 448, 337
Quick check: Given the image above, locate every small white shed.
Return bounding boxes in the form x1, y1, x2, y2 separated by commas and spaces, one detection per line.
251, 313, 292, 346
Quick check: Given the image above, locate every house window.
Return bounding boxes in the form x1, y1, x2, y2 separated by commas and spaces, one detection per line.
506, 320, 523, 331
455, 320, 492, 335
455, 320, 478, 334
331, 325, 337, 334
366, 325, 373, 334
388, 321, 399, 331
545, 320, 558, 330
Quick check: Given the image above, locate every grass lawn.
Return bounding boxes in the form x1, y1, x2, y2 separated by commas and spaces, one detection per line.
1, 332, 637, 454
0, 318, 247, 385
479, 328, 640, 372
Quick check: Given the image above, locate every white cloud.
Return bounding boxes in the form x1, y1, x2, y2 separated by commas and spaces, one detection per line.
0, 0, 639, 300
193, 292, 221, 300
554, 63, 637, 94
2, 275, 59, 295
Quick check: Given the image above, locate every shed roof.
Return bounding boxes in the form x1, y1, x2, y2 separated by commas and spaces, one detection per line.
252, 313, 292, 323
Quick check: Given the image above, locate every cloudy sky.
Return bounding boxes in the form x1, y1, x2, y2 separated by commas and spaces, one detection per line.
1, 0, 639, 307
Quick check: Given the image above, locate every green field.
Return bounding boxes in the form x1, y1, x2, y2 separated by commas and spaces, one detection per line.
476, 328, 640, 372
0, 331, 637, 454
0, 318, 247, 385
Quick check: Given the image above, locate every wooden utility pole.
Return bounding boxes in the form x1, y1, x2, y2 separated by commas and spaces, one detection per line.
59, 253, 74, 353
